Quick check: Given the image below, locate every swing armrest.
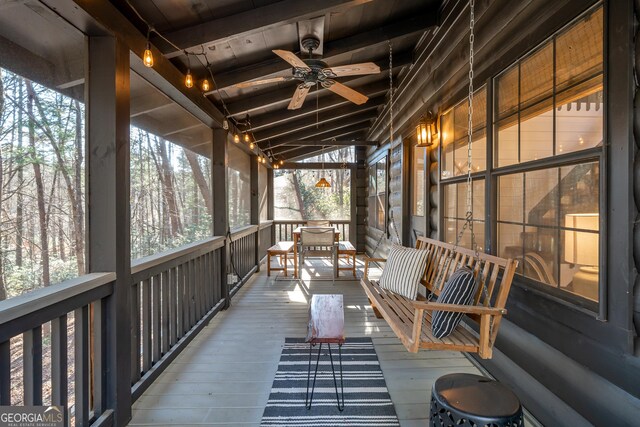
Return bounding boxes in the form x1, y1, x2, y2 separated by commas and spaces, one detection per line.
410, 300, 507, 315
363, 257, 387, 280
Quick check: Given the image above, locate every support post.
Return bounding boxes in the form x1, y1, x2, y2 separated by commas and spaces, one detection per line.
268, 167, 275, 245
86, 36, 131, 426
212, 129, 230, 308
251, 155, 260, 270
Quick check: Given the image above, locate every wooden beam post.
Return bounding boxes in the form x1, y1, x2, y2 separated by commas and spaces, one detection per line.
251, 155, 260, 271
268, 168, 275, 245
86, 36, 131, 426
212, 129, 230, 309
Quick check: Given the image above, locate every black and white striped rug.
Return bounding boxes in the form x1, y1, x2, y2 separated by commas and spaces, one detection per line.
260, 337, 400, 426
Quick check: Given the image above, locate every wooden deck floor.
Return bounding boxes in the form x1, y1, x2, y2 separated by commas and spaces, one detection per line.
128, 260, 481, 426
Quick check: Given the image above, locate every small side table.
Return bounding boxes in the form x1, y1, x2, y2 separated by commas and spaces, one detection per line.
305, 294, 345, 411
430, 373, 524, 427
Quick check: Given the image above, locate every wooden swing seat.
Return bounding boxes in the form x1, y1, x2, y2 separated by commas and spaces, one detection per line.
361, 237, 518, 359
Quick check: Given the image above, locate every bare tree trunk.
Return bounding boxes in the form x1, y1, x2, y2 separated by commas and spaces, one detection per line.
184, 150, 212, 217
0, 72, 7, 300
26, 81, 50, 286
291, 171, 306, 219
152, 137, 182, 237
15, 78, 24, 267
73, 101, 84, 273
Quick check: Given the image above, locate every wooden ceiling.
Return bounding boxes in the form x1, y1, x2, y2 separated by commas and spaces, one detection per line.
115, 0, 441, 161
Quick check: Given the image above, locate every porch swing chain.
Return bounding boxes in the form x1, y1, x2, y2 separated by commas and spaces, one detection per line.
434, 0, 490, 306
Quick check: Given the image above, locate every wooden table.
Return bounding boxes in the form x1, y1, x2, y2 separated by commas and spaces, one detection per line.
305, 294, 345, 410
292, 226, 340, 278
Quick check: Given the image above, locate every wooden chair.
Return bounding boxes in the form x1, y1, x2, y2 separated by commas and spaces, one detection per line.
267, 241, 294, 276
361, 237, 518, 359
299, 228, 338, 278
337, 241, 357, 277
306, 220, 331, 226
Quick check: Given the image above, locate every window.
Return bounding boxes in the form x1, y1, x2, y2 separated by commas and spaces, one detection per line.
130, 127, 212, 260
439, 5, 603, 306
274, 168, 351, 220
441, 87, 487, 179
413, 145, 426, 216
259, 163, 268, 221
228, 142, 251, 229
442, 180, 485, 251
494, 6, 603, 303
368, 155, 387, 231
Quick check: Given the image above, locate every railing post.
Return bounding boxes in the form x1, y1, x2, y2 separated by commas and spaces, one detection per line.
212, 129, 230, 309
268, 167, 275, 245
86, 36, 132, 425
251, 155, 260, 271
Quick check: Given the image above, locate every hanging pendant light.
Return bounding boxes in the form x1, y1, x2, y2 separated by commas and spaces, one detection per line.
143, 28, 154, 67
315, 146, 331, 188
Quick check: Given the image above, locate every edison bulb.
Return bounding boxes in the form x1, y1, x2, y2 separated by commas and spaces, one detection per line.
143, 48, 153, 67
202, 79, 210, 91
185, 71, 194, 88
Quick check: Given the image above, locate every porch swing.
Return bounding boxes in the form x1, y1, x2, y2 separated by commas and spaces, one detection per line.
360, 0, 518, 359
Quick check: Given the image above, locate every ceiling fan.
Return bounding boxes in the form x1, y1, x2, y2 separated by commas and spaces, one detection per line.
234, 36, 380, 110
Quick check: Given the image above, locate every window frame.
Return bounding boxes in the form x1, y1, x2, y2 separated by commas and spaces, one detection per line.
368, 151, 389, 234
438, 3, 605, 316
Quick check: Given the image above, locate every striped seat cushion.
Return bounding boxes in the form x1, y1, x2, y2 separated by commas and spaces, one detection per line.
431, 267, 478, 339
378, 245, 429, 300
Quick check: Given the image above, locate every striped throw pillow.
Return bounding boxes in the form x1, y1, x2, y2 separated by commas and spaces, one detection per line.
378, 245, 429, 300
431, 267, 478, 339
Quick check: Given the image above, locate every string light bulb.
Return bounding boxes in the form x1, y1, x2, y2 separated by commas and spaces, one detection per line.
143, 29, 153, 67
202, 79, 210, 91
244, 133, 250, 143
234, 133, 240, 143
185, 70, 194, 88
258, 155, 262, 164
143, 47, 153, 67
279, 160, 284, 166
249, 142, 255, 150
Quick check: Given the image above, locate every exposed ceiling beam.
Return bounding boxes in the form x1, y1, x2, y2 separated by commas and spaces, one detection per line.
210, 13, 430, 90
47, 0, 227, 129
264, 115, 373, 149
130, 91, 173, 117
253, 100, 383, 142
285, 146, 348, 162
267, 124, 370, 153
249, 91, 386, 131
279, 139, 377, 147
161, 0, 373, 58
279, 162, 357, 170
272, 128, 367, 156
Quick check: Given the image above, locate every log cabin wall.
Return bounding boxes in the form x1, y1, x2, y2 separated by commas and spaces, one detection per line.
365, 0, 640, 425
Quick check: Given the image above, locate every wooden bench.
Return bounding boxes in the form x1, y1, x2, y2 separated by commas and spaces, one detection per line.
361, 237, 518, 359
267, 241, 294, 276
337, 241, 356, 277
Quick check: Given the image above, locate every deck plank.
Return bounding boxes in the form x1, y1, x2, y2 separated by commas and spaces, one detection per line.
129, 259, 484, 426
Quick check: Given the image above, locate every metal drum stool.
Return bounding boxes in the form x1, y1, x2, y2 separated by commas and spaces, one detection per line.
430, 373, 524, 427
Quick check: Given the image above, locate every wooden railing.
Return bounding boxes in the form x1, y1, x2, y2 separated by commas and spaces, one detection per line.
273, 220, 350, 243
129, 237, 225, 400
229, 225, 258, 290
0, 273, 116, 426
259, 221, 274, 260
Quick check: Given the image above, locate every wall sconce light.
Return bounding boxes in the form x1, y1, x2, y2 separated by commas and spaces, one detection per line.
416, 111, 438, 147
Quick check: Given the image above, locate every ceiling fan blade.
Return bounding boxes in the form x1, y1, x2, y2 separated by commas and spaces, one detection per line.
327, 81, 369, 105
327, 62, 380, 77
234, 76, 292, 88
288, 84, 311, 110
272, 49, 310, 70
